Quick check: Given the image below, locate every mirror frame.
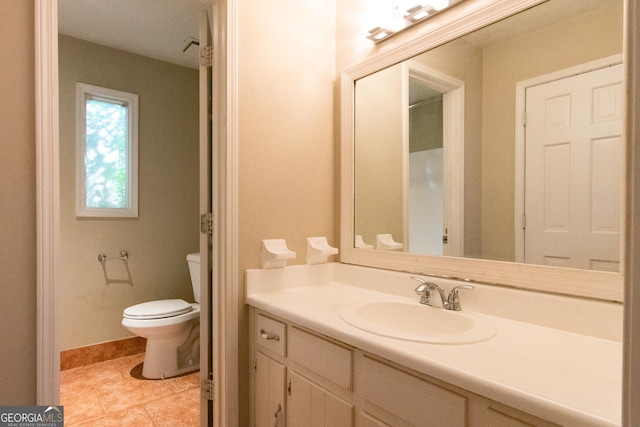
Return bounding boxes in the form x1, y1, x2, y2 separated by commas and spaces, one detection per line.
340, 0, 624, 302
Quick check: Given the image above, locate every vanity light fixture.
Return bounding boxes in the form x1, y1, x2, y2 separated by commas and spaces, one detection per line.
366, 0, 459, 43
404, 4, 437, 24
366, 26, 396, 42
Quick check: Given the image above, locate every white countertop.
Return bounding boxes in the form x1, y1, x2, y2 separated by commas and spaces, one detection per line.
246, 264, 622, 426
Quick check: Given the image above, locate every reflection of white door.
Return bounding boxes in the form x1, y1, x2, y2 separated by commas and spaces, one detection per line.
524, 63, 623, 271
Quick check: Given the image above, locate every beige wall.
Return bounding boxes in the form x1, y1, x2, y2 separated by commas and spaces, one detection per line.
236, 1, 337, 425
58, 36, 199, 350
0, 0, 36, 404
355, 63, 405, 246
481, 2, 623, 261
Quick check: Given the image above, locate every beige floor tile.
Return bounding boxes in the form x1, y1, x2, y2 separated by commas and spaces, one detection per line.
61, 360, 124, 391
166, 370, 200, 393
112, 353, 145, 377
75, 405, 155, 426
61, 353, 200, 426
60, 385, 106, 425
145, 387, 201, 426
95, 375, 175, 413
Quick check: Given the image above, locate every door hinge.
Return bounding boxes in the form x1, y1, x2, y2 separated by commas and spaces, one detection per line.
202, 378, 215, 401
200, 45, 213, 67
522, 213, 527, 229
201, 212, 213, 235
287, 379, 292, 396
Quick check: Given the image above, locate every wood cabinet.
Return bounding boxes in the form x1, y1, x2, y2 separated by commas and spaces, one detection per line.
255, 352, 286, 427
360, 355, 466, 427
288, 371, 354, 426
251, 308, 559, 427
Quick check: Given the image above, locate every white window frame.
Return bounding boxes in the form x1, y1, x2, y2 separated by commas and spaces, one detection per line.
76, 82, 139, 218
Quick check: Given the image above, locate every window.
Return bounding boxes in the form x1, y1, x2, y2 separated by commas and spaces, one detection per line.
76, 83, 138, 217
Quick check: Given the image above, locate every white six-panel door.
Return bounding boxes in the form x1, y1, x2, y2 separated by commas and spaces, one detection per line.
524, 63, 623, 271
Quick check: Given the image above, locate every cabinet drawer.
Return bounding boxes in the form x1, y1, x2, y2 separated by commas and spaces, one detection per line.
289, 326, 353, 391
256, 314, 286, 356
362, 356, 467, 427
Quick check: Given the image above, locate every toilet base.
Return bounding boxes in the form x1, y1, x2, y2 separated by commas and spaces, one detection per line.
141, 320, 200, 379
142, 355, 199, 379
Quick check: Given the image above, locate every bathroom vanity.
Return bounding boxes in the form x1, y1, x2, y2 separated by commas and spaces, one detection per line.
246, 263, 622, 427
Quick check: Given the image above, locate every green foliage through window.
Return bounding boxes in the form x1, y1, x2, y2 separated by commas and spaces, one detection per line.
76, 82, 138, 218
85, 98, 128, 209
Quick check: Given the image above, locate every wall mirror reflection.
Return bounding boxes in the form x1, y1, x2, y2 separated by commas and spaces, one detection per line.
342, 0, 625, 301
353, 0, 623, 272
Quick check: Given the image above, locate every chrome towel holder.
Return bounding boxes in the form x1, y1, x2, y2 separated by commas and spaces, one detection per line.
97, 251, 134, 286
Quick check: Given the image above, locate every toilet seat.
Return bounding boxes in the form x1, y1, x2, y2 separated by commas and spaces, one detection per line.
123, 299, 193, 320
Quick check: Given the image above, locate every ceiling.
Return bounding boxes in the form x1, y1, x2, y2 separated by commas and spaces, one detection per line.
463, 0, 619, 48
58, 0, 210, 69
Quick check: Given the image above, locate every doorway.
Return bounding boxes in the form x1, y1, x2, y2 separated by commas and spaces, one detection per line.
404, 61, 465, 256
38, 1, 214, 424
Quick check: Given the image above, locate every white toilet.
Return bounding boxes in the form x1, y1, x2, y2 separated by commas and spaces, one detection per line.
122, 253, 201, 379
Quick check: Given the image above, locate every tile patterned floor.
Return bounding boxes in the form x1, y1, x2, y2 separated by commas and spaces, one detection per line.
60, 353, 201, 426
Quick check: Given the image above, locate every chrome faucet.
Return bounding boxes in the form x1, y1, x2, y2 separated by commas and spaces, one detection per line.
411, 277, 474, 311
412, 276, 448, 308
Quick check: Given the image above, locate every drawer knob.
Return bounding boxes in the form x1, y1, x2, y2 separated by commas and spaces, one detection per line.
260, 329, 280, 341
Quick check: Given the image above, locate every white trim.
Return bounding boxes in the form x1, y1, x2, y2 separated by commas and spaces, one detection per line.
211, 0, 240, 424
340, 0, 623, 302
75, 83, 139, 218
405, 60, 465, 257
514, 54, 624, 263
402, 63, 410, 249
35, 0, 60, 405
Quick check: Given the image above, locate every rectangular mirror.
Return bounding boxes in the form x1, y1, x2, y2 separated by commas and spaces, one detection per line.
341, 0, 624, 301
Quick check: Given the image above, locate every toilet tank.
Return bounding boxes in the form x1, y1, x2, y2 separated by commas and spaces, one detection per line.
186, 253, 201, 303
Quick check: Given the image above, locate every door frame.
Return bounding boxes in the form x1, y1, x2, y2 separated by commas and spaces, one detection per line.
35, 0, 60, 404
34, 2, 239, 424
404, 61, 465, 256
514, 54, 623, 263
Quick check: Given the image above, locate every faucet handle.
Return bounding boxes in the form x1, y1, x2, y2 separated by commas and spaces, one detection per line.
411, 276, 428, 292
447, 285, 474, 311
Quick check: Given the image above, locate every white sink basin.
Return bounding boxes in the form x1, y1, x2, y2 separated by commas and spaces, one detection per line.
339, 301, 496, 344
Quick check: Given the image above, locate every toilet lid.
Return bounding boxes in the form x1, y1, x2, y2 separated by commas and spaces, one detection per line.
123, 299, 193, 320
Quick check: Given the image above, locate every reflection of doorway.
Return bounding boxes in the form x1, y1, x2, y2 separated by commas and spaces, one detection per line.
404, 62, 464, 256
408, 92, 444, 255
515, 57, 623, 271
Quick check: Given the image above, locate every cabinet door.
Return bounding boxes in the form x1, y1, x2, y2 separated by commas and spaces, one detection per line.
288, 371, 353, 427
255, 352, 286, 427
